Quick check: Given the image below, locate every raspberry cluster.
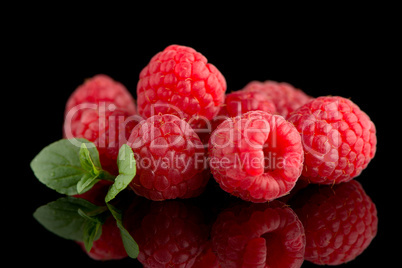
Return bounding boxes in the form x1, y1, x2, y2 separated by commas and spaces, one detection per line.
64, 45, 377, 204
34, 44, 378, 267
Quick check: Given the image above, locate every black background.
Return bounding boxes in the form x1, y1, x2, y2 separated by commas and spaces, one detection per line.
8, 7, 399, 268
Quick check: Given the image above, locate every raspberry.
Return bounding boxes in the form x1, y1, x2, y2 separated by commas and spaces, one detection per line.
64, 74, 138, 175
225, 90, 276, 117
76, 216, 128, 261
136, 45, 226, 127
198, 90, 276, 148
127, 114, 208, 201
287, 96, 377, 184
65, 74, 136, 118
126, 201, 209, 267
242, 80, 312, 118
197, 105, 230, 148
63, 105, 138, 175
211, 201, 305, 268
208, 110, 304, 202
291, 180, 378, 265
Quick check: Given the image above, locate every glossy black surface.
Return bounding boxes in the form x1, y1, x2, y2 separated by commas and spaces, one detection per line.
12, 16, 397, 267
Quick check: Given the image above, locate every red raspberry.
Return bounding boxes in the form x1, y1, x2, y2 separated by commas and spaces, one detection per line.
76, 216, 128, 261
126, 201, 209, 268
291, 180, 378, 265
197, 105, 230, 148
127, 114, 208, 201
242, 80, 312, 118
287, 96, 377, 184
208, 110, 304, 202
225, 90, 276, 117
65, 74, 136, 118
64, 105, 139, 175
136, 45, 226, 127
197, 90, 276, 148
211, 201, 306, 268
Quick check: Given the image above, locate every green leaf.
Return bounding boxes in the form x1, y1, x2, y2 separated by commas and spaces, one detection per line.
77, 144, 102, 194
106, 203, 139, 259
77, 173, 100, 194
105, 144, 136, 203
30, 138, 105, 195
33, 197, 104, 241
79, 143, 100, 176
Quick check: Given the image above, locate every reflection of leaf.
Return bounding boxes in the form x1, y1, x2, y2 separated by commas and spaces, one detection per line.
106, 203, 139, 258
82, 217, 102, 252
33, 197, 106, 242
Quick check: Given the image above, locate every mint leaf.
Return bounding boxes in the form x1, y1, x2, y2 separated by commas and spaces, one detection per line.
33, 197, 104, 241
30, 138, 110, 195
79, 143, 101, 175
106, 203, 139, 258
105, 144, 136, 203
76, 143, 101, 194
77, 173, 100, 195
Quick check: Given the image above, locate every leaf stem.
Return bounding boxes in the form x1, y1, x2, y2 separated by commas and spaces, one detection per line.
98, 170, 116, 182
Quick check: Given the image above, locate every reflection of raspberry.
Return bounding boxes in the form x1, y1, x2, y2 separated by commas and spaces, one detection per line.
193, 242, 221, 268
63, 105, 138, 175
137, 45, 226, 127
77, 216, 127, 261
65, 74, 136, 117
287, 96, 377, 184
127, 201, 209, 267
291, 181, 378, 265
127, 114, 208, 201
225, 90, 276, 117
211, 201, 305, 268
242, 80, 312, 118
209, 110, 304, 202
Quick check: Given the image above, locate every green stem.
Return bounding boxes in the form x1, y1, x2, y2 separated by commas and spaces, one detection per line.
98, 170, 116, 182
